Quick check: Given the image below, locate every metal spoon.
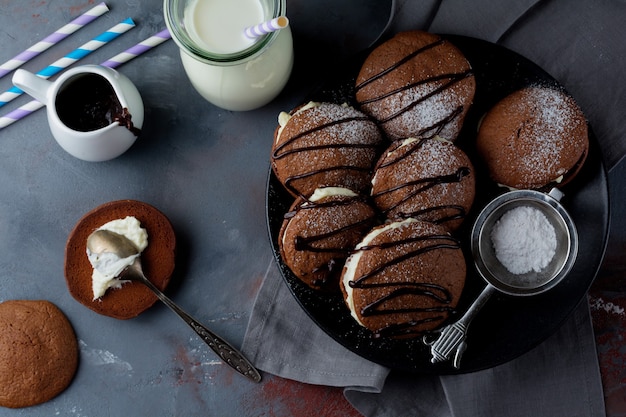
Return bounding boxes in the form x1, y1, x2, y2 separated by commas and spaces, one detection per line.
86, 229, 262, 383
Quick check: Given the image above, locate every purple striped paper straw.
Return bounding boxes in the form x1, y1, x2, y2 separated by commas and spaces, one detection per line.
244, 16, 289, 39
0, 29, 171, 130
0, 2, 109, 79
0, 17, 135, 108
0, 100, 43, 129
101, 28, 171, 68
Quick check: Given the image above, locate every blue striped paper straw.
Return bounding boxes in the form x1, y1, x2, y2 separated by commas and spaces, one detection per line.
0, 2, 110, 79
0, 29, 171, 130
0, 17, 135, 108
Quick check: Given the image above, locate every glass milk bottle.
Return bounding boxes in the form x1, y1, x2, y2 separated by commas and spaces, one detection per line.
164, 0, 293, 111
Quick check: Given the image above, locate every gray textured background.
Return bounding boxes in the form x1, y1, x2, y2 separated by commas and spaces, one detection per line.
0, 1, 390, 415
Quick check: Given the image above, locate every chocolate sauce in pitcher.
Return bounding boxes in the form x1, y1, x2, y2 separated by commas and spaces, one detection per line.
55, 73, 141, 135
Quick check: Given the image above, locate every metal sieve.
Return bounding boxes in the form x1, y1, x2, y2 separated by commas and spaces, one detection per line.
472, 188, 578, 295
424, 188, 578, 369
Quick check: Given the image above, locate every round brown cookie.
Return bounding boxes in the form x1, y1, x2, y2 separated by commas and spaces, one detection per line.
476, 86, 589, 190
371, 138, 475, 231
279, 187, 377, 291
0, 300, 78, 408
355, 30, 476, 141
271, 102, 384, 198
65, 200, 176, 319
341, 218, 466, 338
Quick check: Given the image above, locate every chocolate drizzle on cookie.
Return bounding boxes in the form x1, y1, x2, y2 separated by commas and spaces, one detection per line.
288, 198, 377, 256
349, 234, 461, 338
373, 166, 470, 200
373, 167, 470, 221
295, 216, 377, 287
358, 72, 471, 129
355, 39, 446, 91
355, 37, 474, 137
279, 191, 378, 290
272, 114, 383, 197
372, 138, 472, 226
294, 198, 376, 285
273, 117, 374, 158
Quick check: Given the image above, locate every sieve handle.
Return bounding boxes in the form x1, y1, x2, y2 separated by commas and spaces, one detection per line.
424, 285, 496, 369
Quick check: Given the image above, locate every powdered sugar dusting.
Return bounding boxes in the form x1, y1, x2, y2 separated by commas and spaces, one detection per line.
484, 86, 587, 188
273, 102, 384, 196
391, 80, 463, 140
79, 340, 133, 373
516, 87, 575, 176
371, 137, 474, 230
294, 103, 379, 144
490, 206, 557, 275
589, 297, 625, 316
355, 32, 475, 141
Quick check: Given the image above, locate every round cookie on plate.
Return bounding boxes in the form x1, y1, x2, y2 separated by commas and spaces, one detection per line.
0, 300, 78, 408
355, 30, 476, 141
341, 218, 466, 338
65, 200, 176, 320
271, 102, 384, 198
476, 86, 589, 190
371, 137, 475, 232
279, 187, 377, 291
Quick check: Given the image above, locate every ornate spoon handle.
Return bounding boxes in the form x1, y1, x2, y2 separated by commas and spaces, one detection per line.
140, 274, 262, 382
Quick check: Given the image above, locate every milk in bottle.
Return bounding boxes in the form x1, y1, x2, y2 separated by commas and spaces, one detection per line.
164, 0, 293, 111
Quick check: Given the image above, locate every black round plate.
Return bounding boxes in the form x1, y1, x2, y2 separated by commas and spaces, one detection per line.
265, 35, 609, 373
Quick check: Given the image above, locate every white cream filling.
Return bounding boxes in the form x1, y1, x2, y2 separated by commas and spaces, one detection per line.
308, 186, 357, 202
87, 216, 148, 300
282, 187, 358, 248
342, 218, 418, 325
275, 101, 320, 144
275, 101, 355, 144
497, 174, 563, 191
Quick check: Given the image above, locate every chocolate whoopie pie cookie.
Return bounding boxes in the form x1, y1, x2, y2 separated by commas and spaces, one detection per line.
476, 86, 589, 190
355, 30, 476, 142
371, 137, 475, 231
341, 218, 466, 338
279, 187, 377, 291
0, 300, 78, 408
271, 102, 384, 198
65, 200, 176, 320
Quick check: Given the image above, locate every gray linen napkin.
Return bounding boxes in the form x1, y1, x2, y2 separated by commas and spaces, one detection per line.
344, 300, 603, 417
243, 0, 625, 415
242, 261, 390, 392
243, 263, 604, 417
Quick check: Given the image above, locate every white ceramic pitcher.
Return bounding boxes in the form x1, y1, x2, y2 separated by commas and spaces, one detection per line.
13, 65, 144, 162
